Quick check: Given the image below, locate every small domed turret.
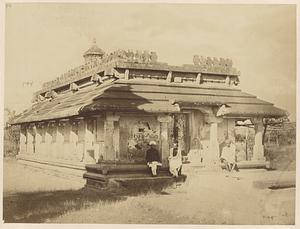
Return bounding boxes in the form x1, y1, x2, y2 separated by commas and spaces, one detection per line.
83, 38, 105, 64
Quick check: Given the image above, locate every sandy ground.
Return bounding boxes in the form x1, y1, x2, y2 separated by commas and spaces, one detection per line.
3, 159, 296, 224
3, 158, 84, 195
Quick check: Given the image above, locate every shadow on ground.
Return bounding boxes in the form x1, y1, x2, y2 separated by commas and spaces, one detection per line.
3, 181, 173, 223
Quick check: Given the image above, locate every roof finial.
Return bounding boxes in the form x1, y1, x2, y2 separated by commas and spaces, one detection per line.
92, 38, 96, 45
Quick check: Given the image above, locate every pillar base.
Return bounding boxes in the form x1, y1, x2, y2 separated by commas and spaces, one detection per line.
252, 144, 265, 161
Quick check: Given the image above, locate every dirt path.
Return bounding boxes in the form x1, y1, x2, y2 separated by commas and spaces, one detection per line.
50, 168, 295, 224
3, 159, 295, 224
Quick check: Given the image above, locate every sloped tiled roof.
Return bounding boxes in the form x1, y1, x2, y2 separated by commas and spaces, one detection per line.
11, 79, 287, 125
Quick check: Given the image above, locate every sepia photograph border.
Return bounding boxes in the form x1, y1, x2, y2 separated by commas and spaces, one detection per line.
0, 0, 299, 228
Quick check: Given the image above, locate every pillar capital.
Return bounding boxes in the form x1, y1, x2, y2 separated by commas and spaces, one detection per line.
157, 114, 172, 123
205, 114, 223, 124
106, 113, 120, 122
251, 117, 263, 125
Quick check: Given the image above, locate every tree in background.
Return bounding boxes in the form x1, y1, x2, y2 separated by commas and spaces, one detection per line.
4, 108, 20, 158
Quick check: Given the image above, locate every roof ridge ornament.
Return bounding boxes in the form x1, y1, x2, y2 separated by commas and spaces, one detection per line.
92, 37, 97, 45
192, 55, 239, 75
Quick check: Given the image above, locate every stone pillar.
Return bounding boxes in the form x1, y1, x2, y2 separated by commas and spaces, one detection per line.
56, 123, 65, 160
209, 122, 219, 161
252, 118, 266, 161
205, 115, 223, 169
95, 116, 104, 162
225, 76, 231, 86
113, 121, 120, 160
157, 114, 172, 167
70, 120, 79, 161
84, 118, 96, 163
61, 121, 70, 160
124, 69, 130, 80
103, 113, 120, 161
19, 125, 27, 155
77, 118, 86, 162
44, 124, 52, 158
50, 122, 58, 159
39, 123, 46, 158
26, 124, 35, 155
227, 118, 236, 142
35, 125, 43, 157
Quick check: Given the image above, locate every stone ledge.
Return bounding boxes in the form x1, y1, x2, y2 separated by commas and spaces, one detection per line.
84, 171, 187, 190
253, 176, 296, 189
86, 162, 169, 175
17, 155, 85, 170
220, 160, 269, 170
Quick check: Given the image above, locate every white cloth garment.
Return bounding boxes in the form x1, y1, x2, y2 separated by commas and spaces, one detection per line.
221, 143, 236, 163
147, 161, 162, 176
168, 147, 182, 177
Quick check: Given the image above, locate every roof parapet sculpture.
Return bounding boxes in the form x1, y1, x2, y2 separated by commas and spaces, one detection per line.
192, 55, 239, 75
42, 49, 159, 90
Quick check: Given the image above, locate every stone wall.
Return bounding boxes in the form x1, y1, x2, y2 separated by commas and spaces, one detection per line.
119, 115, 160, 162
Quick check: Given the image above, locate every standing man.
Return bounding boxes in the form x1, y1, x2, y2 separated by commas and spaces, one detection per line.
169, 141, 183, 177
146, 141, 162, 176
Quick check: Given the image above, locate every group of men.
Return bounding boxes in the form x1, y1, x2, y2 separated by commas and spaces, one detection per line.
146, 141, 182, 177
145, 138, 239, 177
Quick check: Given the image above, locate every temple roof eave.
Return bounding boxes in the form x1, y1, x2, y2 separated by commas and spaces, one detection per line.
11, 81, 287, 125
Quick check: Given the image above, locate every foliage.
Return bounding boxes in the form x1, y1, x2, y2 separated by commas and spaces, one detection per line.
4, 108, 20, 158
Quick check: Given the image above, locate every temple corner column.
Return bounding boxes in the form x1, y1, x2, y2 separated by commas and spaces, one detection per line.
205, 115, 223, 170
19, 125, 27, 156
27, 124, 35, 155
104, 113, 120, 161
157, 114, 172, 167
251, 117, 266, 161
77, 118, 86, 162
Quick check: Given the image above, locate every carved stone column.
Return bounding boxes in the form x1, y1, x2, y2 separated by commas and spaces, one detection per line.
104, 113, 120, 161
251, 118, 266, 161
60, 120, 70, 161
44, 123, 52, 158
95, 116, 104, 162
205, 115, 223, 170
56, 122, 65, 160
227, 118, 236, 142
84, 118, 97, 163
70, 120, 79, 161
38, 123, 46, 158
19, 125, 27, 155
157, 114, 172, 167
77, 118, 86, 162
50, 122, 58, 159
26, 124, 35, 155
35, 125, 43, 157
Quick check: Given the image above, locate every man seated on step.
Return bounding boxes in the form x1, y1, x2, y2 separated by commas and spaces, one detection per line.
220, 139, 239, 172
146, 141, 162, 176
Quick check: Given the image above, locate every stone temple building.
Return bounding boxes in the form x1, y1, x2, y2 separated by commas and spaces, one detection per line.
11, 41, 286, 182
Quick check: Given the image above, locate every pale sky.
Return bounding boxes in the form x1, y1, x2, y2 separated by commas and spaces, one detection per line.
4, 3, 296, 121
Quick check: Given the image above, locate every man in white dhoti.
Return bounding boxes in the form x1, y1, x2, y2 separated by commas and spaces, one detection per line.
168, 142, 183, 177
146, 141, 162, 176
220, 139, 239, 172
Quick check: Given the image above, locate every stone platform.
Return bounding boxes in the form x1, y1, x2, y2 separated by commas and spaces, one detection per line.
83, 162, 187, 190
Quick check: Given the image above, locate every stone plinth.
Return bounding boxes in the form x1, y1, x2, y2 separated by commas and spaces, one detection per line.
84, 162, 186, 190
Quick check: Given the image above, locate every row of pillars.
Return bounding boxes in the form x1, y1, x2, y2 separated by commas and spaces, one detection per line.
18, 113, 266, 166
206, 116, 266, 167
